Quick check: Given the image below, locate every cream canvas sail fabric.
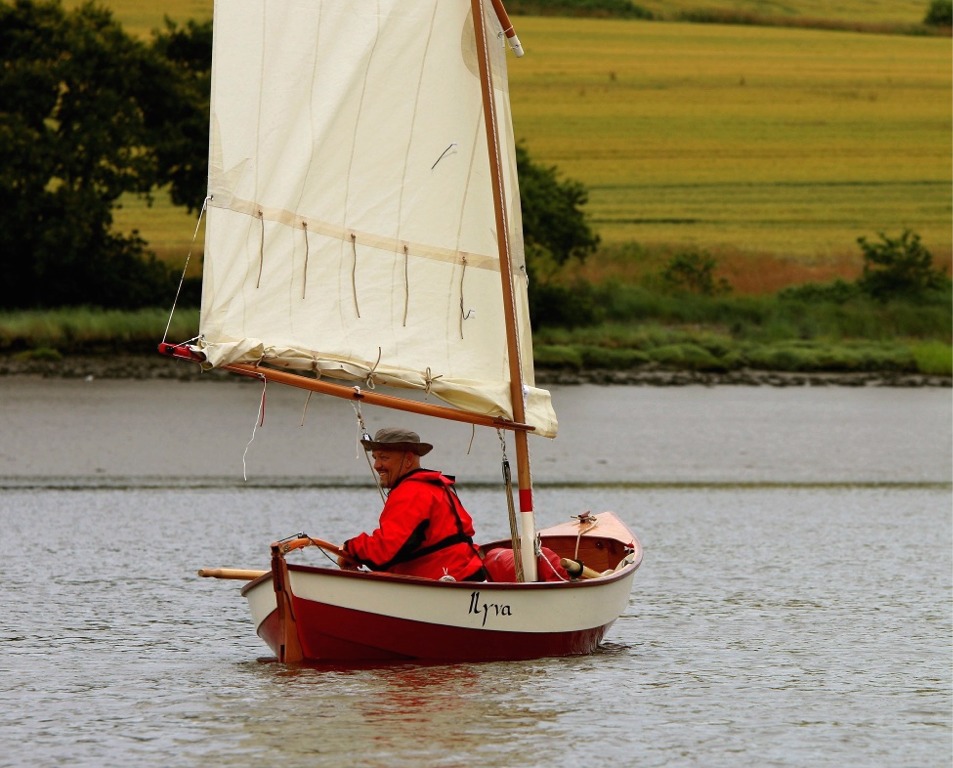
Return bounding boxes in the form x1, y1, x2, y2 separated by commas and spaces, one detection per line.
199, 0, 556, 438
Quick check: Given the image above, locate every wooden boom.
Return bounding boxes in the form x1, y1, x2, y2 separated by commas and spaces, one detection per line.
158, 343, 535, 433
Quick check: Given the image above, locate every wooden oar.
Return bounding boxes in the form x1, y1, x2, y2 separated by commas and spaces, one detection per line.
198, 568, 267, 581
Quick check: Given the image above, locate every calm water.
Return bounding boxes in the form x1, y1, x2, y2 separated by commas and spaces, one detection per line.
1, 380, 951, 767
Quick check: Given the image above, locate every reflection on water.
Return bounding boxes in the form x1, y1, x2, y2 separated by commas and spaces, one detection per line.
2, 483, 950, 767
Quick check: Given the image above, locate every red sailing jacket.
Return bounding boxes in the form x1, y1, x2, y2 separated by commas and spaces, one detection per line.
343, 469, 484, 581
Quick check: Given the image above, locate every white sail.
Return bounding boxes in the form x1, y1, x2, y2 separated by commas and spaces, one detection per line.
199, 0, 557, 438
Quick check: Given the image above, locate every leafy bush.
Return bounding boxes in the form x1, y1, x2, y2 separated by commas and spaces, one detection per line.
912, 341, 953, 375
925, 0, 952, 25
0, 0, 193, 309
778, 279, 859, 304
516, 143, 602, 328
14, 346, 61, 362
0, 307, 199, 353
529, 274, 605, 328
577, 345, 650, 369
660, 250, 732, 296
533, 344, 583, 370
647, 343, 728, 372
744, 342, 823, 372
856, 229, 949, 301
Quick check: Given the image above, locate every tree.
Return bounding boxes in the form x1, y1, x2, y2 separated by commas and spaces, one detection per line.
517, 142, 599, 268
148, 17, 212, 213
0, 0, 182, 308
515, 143, 601, 327
0, 2, 599, 316
924, 0, 952, 26
661, 249, 731, 296
857, 229, 949, 301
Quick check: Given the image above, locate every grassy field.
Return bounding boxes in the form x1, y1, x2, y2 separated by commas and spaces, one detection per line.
82, 1, 952, 293
69, 0, 941, 36
63, 0, 211, 38
506, 18, 951, 259
631, 0, 939, 28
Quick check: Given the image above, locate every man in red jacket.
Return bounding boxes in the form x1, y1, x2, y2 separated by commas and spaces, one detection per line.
338, 428, 487, 582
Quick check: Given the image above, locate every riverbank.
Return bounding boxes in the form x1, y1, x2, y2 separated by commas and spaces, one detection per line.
0, 353, 947, 388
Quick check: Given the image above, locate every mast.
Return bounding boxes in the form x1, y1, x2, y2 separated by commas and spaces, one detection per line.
470, 0, 538, 582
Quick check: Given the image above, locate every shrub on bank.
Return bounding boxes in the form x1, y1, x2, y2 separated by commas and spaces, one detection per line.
586, 266, 950, 345
912, 341, 953, 375
0, 294, 948, 379
743, 341, 915, 373
579, 345, 651, 370
533, 344, 584, 370
647, 343, 729, 372
0, 308, 200, 354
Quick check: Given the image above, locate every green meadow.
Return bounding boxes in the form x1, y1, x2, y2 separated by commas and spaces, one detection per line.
91, 1, 952, 289
507, 16, 951, 290
629, 0, 939, 28
40, 1, 949, 376
90, 0, 939, 36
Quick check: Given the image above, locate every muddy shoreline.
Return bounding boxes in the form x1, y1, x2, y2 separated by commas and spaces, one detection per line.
0, 353, 948, 387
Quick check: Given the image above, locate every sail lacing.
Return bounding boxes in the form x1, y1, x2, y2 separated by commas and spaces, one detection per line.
350, 233, 361, 318
301, 221, 309, 299
256, 209, 265, 288
458, 255, 471, 339
424, 367, 443, 396
364, 348, 382, 389
162, 196, 208, 344
402, 245, 410, 327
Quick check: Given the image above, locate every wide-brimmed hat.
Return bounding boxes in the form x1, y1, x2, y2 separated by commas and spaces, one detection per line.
361, 428, 433, 456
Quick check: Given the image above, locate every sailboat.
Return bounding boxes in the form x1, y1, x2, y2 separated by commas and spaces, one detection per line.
160, 0, 642, 663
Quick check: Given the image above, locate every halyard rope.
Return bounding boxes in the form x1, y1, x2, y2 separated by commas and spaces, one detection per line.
498, 429, 524, 582
352, 396, 385, 503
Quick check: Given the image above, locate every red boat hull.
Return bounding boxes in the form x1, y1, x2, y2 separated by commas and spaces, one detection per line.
241, 511, 642, 663
256, 597, 613, 662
